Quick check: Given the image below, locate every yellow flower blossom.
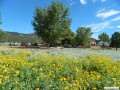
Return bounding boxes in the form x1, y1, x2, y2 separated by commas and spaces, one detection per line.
92, 87, 97, 90
0, 80, 2, 85
35, 88, 39, 90
112, 78, 116, 81
64, 86, 69, 90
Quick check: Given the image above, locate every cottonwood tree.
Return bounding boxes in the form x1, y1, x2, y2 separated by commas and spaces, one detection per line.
98, 32, 110, 49
76, 27, 93, 46
32, 1, 71, 47
61, 28, 75, 45
110, 32, 120, 50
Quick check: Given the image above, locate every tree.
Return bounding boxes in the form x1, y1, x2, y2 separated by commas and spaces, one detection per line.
0, 14, 6, 42
98, 32, 110, 49
0, 13, 2, 25
110, 32, 120, 50
0, 30, 6, 42
61, 28, 75, 45
32, 1, 71, 47
76, 27, 93, 46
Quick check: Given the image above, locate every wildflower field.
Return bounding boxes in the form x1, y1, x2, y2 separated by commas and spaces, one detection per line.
0, 50, 120, 90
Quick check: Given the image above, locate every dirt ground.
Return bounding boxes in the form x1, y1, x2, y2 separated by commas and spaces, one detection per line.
0, 46, 35, 51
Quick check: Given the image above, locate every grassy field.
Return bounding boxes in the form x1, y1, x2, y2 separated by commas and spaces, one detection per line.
32, 48, 120, 60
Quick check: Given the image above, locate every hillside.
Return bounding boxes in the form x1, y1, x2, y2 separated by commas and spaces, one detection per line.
3, 31, 42, 43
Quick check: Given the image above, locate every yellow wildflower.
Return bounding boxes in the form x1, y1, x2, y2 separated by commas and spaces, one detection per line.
64, 86, 69, 90
92, 87, 97, 90
35, 88, 39, 90
0, 80, 2, 85
112, 78, 116, 81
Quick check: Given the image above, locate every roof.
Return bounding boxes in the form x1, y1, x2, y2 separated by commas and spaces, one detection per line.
89, 38, 96, 42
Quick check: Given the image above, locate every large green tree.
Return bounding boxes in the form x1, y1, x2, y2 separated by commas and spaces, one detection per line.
32, 1, 71, 46
98, 32, 110, 48
110, 32, 120, 50
76, 27, 93, 46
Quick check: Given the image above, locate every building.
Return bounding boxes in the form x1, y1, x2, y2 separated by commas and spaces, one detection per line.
89, 38, 97, 48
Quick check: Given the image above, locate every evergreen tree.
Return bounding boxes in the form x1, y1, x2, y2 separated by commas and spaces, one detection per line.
98, 32, 110, 49
110, 32, 120, 50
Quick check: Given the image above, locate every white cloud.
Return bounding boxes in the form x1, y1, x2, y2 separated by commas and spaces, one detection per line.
86, 16, 120, 32
69, 2, 77, 6
80, 0, 87, 5
87, 21, 110, 32
101, 0, 107, 2
111, 16, 120, 22
96, 9, 120, 19
117, 25, 120, 29
91, 0, 107, 3
79, 0, 106, 5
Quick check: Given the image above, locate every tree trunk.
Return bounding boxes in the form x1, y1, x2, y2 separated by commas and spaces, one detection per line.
116, 47, 117, 51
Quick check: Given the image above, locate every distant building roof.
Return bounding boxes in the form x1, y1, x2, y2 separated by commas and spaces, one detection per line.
89, 38, 96, 42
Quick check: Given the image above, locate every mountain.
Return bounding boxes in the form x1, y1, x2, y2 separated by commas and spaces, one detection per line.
3, 31, 42, 43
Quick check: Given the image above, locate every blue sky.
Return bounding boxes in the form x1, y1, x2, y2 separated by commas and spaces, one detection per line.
0, 0, 120, 39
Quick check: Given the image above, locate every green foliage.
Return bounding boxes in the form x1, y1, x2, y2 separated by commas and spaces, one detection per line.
0, 14, 6, 42
98, 32, 110, 48
0, 30, 6, 42
110, 32, 120, 50
76, 27, 93, 46
5, 32, 42, 43
0, 13, 2, 25
32, 1, 71, 45
61, 28, 75, 45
